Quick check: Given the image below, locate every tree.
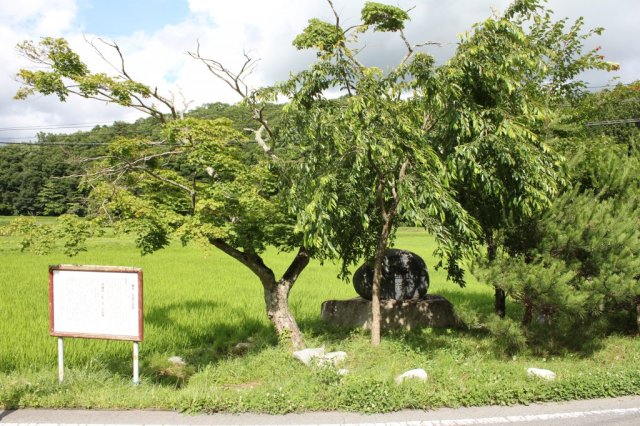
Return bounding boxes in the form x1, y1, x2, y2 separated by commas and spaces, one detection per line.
264, 2, 484, 346
14, 37, 309, 349
571, 81, 640, 153
475, 139, 640, 344
263, 0, 615, 344
437, 1, 617, 318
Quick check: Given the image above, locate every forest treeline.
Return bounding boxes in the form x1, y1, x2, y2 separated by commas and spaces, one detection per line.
0, 102, 283, 216
1, 85, 637, 218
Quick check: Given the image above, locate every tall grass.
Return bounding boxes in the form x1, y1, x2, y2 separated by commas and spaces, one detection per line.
1, 225, 639, 411
0, 226, 482, 373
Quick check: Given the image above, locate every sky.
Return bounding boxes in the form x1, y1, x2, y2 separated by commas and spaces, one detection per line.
1, 0, 638, 143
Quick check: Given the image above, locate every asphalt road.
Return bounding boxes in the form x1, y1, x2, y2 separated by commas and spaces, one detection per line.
1, 396, 639, 425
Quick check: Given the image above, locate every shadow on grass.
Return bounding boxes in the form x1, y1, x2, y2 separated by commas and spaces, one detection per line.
298, 289, 610, 359
140, 299, 274, 387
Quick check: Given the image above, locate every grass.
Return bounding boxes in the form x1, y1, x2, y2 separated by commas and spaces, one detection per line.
1, 222, 639, 412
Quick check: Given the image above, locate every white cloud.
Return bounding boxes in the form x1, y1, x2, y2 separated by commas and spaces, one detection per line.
1, 0, 638, 143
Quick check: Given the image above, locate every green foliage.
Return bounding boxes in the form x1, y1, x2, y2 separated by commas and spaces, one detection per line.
1, 215, 99, 256
0, 142, 89, 216
569, 81, 640, 149
475, 143, 640, 346
293, 19, 345, 53
361, 2, 410, 32
485, 316, 527, 357
279, 2, 491, 288
15, 38, 151, 104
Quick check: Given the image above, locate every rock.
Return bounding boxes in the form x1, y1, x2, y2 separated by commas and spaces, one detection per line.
353, 249, 429, 301
395, 368, 428, 384
292, 347, 325, 366
167, 356, 185, 366
231, 342, 254, 355
317, 351, 347, 367
527, 367, 556, 380
321, 295, 462, 330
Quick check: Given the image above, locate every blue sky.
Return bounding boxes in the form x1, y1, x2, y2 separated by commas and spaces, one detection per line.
77, 0, 190, 37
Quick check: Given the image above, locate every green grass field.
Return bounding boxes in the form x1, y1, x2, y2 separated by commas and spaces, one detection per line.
1, 220, 639, 412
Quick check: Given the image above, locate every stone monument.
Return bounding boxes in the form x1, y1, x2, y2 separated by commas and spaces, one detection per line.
321, 249, 462, 330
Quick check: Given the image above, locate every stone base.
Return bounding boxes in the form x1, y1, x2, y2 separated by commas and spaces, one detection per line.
320, 295, 462, 330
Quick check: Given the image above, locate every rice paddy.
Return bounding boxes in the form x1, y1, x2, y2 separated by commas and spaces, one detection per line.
1, 219, 639, 412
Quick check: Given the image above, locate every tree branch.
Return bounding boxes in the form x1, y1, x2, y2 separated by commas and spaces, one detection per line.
86, 36, 178, 121
281, 247, 311, 284
398, 30, 442, 66
209, 238, 276, 285
245, 125, 278, 160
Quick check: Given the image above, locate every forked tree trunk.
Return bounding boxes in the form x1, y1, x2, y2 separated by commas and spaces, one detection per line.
263, 278, 305, 349
369, 160, 409, 347
211, 239, 309, 349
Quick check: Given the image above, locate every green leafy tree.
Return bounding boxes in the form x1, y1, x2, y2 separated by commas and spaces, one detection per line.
436, 1, 617, 317
264, 0, 613, 344
14, 38, 310, 349
268, 2, 484, 346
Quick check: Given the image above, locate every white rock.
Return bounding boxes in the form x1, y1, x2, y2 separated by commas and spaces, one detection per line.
527, 367, 556, 380
395, 368, 428, 384
337, 368, 349, 376
167, 356, 185, 366
317, 351, 348, 366
292, 347, 325, 366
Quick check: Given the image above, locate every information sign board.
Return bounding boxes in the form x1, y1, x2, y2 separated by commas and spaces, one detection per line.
49, 265, 143, 341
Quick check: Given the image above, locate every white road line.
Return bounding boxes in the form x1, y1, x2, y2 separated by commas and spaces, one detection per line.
2, 407, 640, 426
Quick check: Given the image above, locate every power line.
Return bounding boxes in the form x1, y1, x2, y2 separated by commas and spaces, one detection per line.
585, 118, 640, 126
0, 121, 122, 132
0, 141, 114, 146
585, 82, 639, 90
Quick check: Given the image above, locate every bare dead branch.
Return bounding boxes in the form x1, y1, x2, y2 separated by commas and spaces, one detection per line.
188, 42, 259, 100
85, 36, 178, 121
398, 30, 442, 66
327, 0, 340, 28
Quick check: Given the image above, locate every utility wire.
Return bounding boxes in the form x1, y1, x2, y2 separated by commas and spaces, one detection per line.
585, 118, 640, 126
585, 82, 638, 90
0, 141, 116, 146
0, 122, 119, 132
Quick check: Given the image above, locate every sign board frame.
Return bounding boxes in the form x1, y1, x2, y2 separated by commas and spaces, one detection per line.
49, 264, 144, 341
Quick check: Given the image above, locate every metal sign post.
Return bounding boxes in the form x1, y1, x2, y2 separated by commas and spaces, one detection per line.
133, 341, 140, 385
57, 337, 64, 383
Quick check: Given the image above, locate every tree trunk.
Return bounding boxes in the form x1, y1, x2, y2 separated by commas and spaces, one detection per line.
636, 296, 640, 335
210, 239, 309, 349
371, 216, 393, 347
495, 288, 507, 318
369, 159, 408, 346
263, 278, 305, 350
486, 231, 506, 318
522, 301, 533, 327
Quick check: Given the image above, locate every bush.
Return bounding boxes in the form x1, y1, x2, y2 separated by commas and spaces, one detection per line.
474, 143, 640, 350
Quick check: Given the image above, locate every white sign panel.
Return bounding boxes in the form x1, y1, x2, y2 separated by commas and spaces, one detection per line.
49, 265, 143, 341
